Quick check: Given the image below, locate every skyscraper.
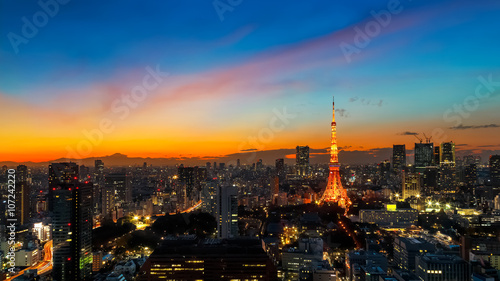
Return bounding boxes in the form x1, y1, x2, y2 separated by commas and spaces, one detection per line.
93, 160, 104, 216
414, 142, 434, 172
201, 179, 217, 216
178, 166, 207, 197
272, 176, 279, 205
439, 142, 457, 191
403, 173, 421, 200
275, 158, 285, 180
378, 160, 391, 185
49, 163, 92, 281
216, 185, 238, 239
16, 165, 31, 225
319, 97, 351, 211
296, 146, 310, 176
105, 172, 131, 206
434, 146, 441, 166
464, 164, 477, 187
392, 145, 406, 174
49, 162, 79, 210
440, 142, 456, 164
490, 155, 500, 185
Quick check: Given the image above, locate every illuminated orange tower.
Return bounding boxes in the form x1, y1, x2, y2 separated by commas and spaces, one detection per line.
319, 97, 352, 211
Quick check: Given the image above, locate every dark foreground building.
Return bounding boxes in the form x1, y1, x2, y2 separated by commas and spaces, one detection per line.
138, 237, 277, 281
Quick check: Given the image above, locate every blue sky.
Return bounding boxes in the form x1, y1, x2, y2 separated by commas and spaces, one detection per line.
1, 0, 500, 163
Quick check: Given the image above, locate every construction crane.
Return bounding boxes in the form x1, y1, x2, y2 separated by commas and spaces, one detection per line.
422, 133, 432, 143
413, 134, 423, 143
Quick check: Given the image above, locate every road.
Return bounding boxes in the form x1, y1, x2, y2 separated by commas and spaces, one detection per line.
338, 218, 363, 249
6, 240, 52, 280
168, 200, 202, 215
6, 201, 202, 280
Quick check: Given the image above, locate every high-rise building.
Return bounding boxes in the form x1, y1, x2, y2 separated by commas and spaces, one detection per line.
440, 142, 456, 164
296, 146, 310, 176
49, 162, 79, 210
378, 160, 391, 185
272, 176, 279, 205
178, 166, 207, 197
415, 254, 469, 281
434, 146, 441, 166
423, 167, 439, 193
403, 173, 421, 200
464, 164, 477, 187
394, 237, 435, 271
138, 238, 277, 281
275, 158, 285, 180
105, 172, 131, 206
415, 143, 434, 172
439, 142, 457, 191
490, 155, 500, 185
216, 185, 238, 239
319, 97, 351, 211
50, 163, 92, 281
392, 145, 406, 174
201, 180, 217, 216
93, 160, 104, 215
16, 165, 31, 225
79, 165, 90, 180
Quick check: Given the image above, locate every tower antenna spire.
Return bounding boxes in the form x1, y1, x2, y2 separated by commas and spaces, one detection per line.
319, 96, 351, 213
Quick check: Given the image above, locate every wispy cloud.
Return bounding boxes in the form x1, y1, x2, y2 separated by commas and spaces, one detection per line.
478, 144, 500, 148
240, 148, 258, 152
335, 108, 349, 117
398, 131, 419, 136
450, 124, 499, 130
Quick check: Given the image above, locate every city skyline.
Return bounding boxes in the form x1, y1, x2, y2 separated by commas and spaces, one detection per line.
1, 0, 500, 163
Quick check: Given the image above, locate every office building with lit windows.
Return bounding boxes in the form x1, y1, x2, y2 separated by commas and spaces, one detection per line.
393, 237, 436, 271
415, 254, 468, 281
16, 165, 31, 225
415, 142, 434, 172
439, 142, 457, 191
403, 173, 421, 200
50, 163, 93, 281
490, 155, 500, 186
296, 146, 310, 176
49, 162, 79, 210
138, 238, 277, 280
105, 171, 131, 206
359, 204, 418, 228
392, 145, 406, 174
216, 185, 238, 239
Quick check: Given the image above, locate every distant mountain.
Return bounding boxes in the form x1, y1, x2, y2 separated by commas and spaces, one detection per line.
0, 147, 401, 167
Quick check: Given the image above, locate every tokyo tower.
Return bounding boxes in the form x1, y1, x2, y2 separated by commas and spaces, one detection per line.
319, 97, 352, 211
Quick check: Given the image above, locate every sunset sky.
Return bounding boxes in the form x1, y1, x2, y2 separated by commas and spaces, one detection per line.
1, 0, 500, 164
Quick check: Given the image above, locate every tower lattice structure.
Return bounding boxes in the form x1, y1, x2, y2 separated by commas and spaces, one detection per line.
319, 97, 352, 211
